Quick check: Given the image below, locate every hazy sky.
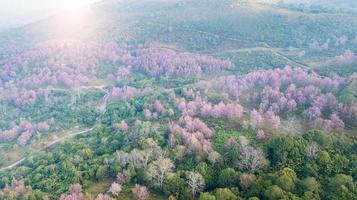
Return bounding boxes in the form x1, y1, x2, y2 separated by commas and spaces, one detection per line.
0, 0, 101, 14
0, 0, 100, 29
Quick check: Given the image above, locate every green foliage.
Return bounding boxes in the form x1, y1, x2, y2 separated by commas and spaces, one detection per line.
338, 82, 357, 104
300, 177, 320, 193
199, 192, 216, 200
267, 136, 307, 171
96, 165, 107, 180
196, 162, 216, 189
276, 168, 297, 192
212, 130, 240, 156
326, 174, 357, 200
218, 168, 240, 188
231, 51, 287, 73
214, 188, 238, 200
264, 185, 284, 200
163, 173, 188, 200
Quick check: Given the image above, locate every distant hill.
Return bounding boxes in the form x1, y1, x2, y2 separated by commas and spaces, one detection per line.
258, 0, 357, 12
0, 8, 56, 31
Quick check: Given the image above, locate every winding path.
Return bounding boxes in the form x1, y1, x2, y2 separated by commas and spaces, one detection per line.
0, 127, 95, 173
209, 46, 310, 69
50, 84, 108, 93
0, 85, 108, 173
0, 158, 25, 173
158, 22, 311, 70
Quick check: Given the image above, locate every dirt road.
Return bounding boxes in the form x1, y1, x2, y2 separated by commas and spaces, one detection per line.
0, 127, 95, 173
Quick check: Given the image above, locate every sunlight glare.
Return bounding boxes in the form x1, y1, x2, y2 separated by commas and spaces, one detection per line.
58, 0, 93, 15
52, 0, 99, 36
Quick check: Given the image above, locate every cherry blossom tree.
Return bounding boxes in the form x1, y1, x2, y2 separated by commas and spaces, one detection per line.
250, 110, 264, 128
0, 121, 50, 145
205, 66, 350, 131
116, 67, 131, 80
60, 184, 84, 200
116, 171, 132, 185
120, 120, 129, 132
177, 97, 244, 120
132, 185, 149, 200
104, 86, 139, 103
1, 180, 27, 198
109, 182, 122, 197
256, 129, 265, 141
153, 100, 164, 113
17, 131, 32, 146
131, 46, 233, 77
37, 122, 50, 132
169, 115, 216, 155
334, 50, 357, 65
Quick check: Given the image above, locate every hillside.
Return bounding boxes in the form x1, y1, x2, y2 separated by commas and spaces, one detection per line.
0, 0, 356, 200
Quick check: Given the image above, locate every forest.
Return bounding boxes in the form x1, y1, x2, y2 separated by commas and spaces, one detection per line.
0, 0, 356, 200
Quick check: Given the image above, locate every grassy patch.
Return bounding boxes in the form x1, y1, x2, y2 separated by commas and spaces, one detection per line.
86, 178, 113, 195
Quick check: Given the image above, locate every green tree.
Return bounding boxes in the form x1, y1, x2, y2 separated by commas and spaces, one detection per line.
214, 188, 238, 200
240, 173, 256, 191
164, 173, 188, 200
264, 185, 284, 200
276, 168, 297, 192
316, 150, 332, 175
338, 83, 357, 104
1, 177, 9, 186
327, 174, 357, 200
218, 168, 240, 188
96, 165, 106, 180
196, 162, 216, 188
301, 191, 320, 200
199, 192, 216, 200
300, 177, 319, 193
268, 137, 307, 171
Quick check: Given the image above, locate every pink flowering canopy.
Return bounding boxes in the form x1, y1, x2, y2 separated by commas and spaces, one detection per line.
203, 66, 353, 131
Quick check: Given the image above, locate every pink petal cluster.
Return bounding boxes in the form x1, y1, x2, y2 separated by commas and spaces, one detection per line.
169, 115, 215, 154
104, 86, 150, 103
142, 100, 165, 120
176, 96, 244, 120
2, 180, 27, 197
208, 66, 350, 131
131, 46, 233, 77
59, 184, 84, 200
0, 121, 50, 145
334, 50, 357, 65
132, 185, 149, 200
120, 120, 129, 131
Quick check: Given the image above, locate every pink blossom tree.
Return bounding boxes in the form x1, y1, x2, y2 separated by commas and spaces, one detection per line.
256, 129, 266, 141
109, 182, 122, 197
132, 185, 149, 200
120, 120, 129, 131
59, 184, 84, 200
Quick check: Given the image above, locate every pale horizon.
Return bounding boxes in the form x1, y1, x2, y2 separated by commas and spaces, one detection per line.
0, 0, 102, 29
